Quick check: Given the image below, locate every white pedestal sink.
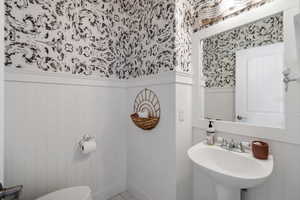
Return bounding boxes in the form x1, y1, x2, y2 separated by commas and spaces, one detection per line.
188, 142, 273, 200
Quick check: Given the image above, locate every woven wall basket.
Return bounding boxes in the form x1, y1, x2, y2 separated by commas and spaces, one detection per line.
130, 88, 160, 130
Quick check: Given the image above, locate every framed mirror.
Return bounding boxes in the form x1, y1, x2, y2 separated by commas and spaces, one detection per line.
192, 0, 300, 144
201, 13, 284, 128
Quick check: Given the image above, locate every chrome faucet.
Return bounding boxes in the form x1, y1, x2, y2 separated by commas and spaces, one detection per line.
0, 183, 23, 199
219, 138, 246, 153
220, 138, 228, 149
238, 142, 245, 153
228, 139, 235, 150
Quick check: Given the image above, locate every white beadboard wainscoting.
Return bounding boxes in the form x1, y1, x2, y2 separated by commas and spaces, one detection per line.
4, 71, 194, 200
127, 83, 177, 200
0, 0, 4, 182
204, 87, 235, 121
126, 73, 193, 200
4, 73, 127, 200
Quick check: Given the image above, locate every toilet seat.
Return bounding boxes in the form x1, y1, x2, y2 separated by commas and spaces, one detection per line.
36, 186, 92, 200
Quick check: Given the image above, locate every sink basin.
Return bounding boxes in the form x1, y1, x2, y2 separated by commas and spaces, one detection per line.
188, 142, 273, 200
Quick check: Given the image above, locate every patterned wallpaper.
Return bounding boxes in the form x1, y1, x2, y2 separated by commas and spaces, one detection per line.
202, 13, 283, 88
175, 0, 194, 73
5, 0, 126, 78
4, 0, 274, 79
120, 0, 177, 77
5, 0, 178, 79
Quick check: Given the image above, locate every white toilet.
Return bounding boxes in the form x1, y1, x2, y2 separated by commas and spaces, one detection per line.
36, 186, 92, 200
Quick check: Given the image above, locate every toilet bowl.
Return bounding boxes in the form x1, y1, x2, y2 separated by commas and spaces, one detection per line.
36, 186, 92, 200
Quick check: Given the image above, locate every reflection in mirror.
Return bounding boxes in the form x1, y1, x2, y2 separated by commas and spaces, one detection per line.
201, 13, 285, 128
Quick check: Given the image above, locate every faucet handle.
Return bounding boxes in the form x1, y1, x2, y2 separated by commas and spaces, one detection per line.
221, 138, 228, 146
237, 142, 246, 153
228, 139, 235, 148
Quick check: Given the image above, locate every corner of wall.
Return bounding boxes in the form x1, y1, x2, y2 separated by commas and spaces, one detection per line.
0, 0, 4, 183
175, 73, 193, 200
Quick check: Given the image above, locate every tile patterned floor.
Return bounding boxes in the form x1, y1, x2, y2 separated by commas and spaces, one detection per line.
108, 191, 138, 200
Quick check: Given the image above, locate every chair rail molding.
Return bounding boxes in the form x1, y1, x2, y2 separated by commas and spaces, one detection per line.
5, 69, 193, 89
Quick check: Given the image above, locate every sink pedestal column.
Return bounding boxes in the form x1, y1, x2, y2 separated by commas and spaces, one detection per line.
216, 184, 240, 200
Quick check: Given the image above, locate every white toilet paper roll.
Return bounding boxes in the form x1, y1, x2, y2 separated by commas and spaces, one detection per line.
80, 140, 97, 154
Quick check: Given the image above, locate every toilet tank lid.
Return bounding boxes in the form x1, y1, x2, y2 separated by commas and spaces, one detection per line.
36, 186, 91, 200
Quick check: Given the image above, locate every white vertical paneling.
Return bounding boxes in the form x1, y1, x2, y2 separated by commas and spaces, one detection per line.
127, 83, 177, 200
126, 72, 193, 200
204, 88, 235, 121
0, 0, 4, 182
4, 81, 127, 200
175, 83, 193, 200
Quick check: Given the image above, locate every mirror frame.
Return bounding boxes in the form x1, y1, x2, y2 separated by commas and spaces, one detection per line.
192, 0, 300, 144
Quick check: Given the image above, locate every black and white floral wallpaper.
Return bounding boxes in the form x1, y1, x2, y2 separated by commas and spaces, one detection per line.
4, 0, 274, 79
5, 0, 127, 78
120, 0, 178, 77
5, 0, 179, 79
175, 0, 194, 73
202, 13, 283, 88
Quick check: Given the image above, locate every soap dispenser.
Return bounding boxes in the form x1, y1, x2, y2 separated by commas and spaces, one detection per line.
206, 121, 216, 145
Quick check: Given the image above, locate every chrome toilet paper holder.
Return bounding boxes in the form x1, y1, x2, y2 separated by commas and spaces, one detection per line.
78, 134, 95, 148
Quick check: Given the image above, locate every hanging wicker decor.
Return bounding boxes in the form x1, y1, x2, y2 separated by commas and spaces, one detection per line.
130, 88, 160, 130
193, 0, 271, 31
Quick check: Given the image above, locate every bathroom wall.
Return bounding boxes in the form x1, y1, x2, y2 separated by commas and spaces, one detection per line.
4, 0, 131, 79
125, 1, 195, 200
4, 1, 192, 200
175, 82, 193, 200
4, 0, 275, 78
175, 0, 193, 73
126, 75, 177, 200
126, 72, 193, 200
4, 1, 129, 199
4, 0, 179, 79
174, 2, 194, 199
120, 0, 177, 77
4, 77, 127, 200
0, 0, 4, 182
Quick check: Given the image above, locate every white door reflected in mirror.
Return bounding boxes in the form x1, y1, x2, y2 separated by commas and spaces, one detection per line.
235, 43, 285, 128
